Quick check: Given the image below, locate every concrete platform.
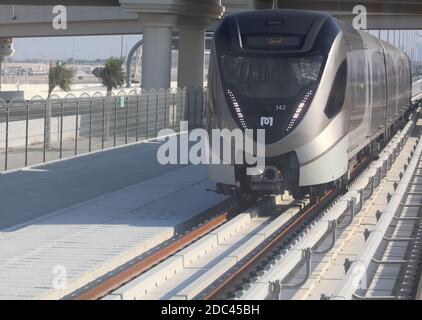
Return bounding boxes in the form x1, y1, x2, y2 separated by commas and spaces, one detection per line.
0, 140, 227, 299
0, 140, 185, 229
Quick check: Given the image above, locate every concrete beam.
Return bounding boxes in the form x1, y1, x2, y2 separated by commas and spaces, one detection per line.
0, 0, 119, 5
0, 5, 141, 37
260, 0, 422, 29
333, 12, 422, 30
120, 0, 224, 20
274, 0, 422, 15
0, 21, 142, 37
222, 0, 256, 13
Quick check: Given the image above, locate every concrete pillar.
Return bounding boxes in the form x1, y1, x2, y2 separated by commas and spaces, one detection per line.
119, 0, 223, 90
177, 20, 207, 129
177, 21, 206, 89
140, 14, 176, 90
0, 37, 15, 91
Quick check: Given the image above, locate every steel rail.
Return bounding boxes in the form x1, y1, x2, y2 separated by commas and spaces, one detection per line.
202, 144, 376, 300
202, 189, 336, 300
72, 209, 232, 300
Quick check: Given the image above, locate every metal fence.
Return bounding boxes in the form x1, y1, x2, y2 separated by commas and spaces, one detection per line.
0, 87, 206, 172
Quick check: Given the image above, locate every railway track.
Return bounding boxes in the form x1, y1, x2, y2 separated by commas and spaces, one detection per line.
100, 196, 307, 300
237, 113, 421, 300
67, 198, 249, 300
68, 112, 420, 301
72, 213, 230, 300
69, 150, 368, 300
201, 151, 370, 300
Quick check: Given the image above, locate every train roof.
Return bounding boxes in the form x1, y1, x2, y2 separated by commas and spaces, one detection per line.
222, 9, 332, 37
217, 9, 338, 54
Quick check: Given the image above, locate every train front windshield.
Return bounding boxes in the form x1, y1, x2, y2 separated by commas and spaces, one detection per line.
220, 55, 324, 99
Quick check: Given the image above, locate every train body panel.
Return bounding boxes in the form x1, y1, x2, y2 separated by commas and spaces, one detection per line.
361, 30, 387, 143
206, 9, 412, 200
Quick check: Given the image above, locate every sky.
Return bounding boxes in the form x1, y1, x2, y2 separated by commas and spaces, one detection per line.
12, 35, 142, 61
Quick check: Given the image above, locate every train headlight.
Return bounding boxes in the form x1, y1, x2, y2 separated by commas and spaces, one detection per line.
285, 89, 314, 133
226, 89, 247, 129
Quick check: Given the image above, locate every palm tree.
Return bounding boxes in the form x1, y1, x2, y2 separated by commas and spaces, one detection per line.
46, 61, 74, 147
97, 58, 125, 139
47, 61, 74, 99
99, 58, 125, 96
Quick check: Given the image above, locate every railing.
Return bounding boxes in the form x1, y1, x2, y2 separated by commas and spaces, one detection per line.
412, 79, 422, 100
0, 87, 206, 172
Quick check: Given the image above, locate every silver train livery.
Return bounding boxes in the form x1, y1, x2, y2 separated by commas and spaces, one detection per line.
206, 9, 413, 201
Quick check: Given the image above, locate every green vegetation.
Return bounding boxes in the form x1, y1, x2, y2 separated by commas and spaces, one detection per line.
97, 58, 125, 96
47, 61, 74, 99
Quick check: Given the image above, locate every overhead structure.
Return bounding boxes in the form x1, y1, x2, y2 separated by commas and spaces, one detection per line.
125, 32, 214, 87
269, 0, 422, 29
0, 0, 120, 5
126, 39, 143, 87
0, 37, 14, 91
0, 5, 141, 37
2, 1, 422, 90
120, 0, 223, 90
2, 1, 422, 37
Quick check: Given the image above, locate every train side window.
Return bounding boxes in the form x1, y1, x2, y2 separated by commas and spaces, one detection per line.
325, 60, 347, 119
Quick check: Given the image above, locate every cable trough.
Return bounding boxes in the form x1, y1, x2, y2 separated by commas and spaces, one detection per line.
333, 122, 422, 300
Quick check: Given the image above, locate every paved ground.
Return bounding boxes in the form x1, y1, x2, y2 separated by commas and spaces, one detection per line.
0, 164, 225, 300
0, 140, 185, 230
0, 137, 227, 299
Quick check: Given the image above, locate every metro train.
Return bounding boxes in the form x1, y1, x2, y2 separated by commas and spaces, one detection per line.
205, 9, 414, 201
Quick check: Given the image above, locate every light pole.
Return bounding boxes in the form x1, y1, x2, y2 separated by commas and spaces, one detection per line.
0, 60, 2, 91
72, 37, 76, 67
120, 35, 124, 60
393, 29, 396, 47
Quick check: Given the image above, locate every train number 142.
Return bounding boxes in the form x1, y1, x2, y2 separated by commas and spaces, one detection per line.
275, 104, 287, 111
